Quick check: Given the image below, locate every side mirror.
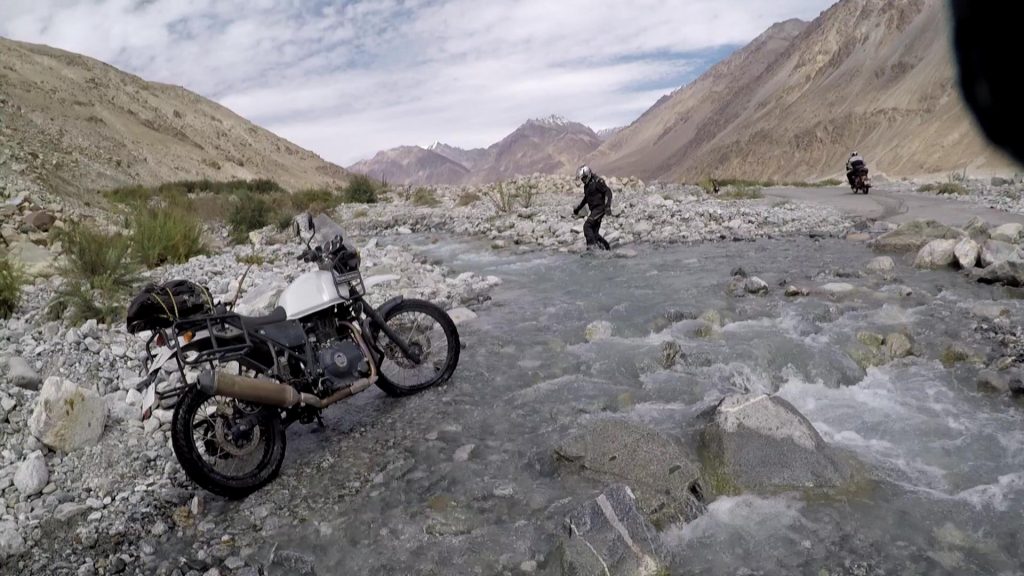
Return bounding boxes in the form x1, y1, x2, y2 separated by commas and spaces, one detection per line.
306, 214, 315, 234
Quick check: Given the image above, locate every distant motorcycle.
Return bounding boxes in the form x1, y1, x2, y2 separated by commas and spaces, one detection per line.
128, 215, 460, 498
851, 170, 871, 195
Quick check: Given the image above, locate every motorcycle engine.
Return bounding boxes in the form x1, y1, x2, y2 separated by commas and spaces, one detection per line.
317, 340, 369, 392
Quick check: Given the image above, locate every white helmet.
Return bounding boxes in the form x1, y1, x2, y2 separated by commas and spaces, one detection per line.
577, 165, 593, 183
851, 151, 859, 157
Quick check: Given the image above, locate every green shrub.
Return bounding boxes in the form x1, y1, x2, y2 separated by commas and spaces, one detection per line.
513, 180, 538, 208
0, 256, 25, 319
815, 179, 843, 187
48, 224, 140, 325
352, 207, 369, 219
411, 187, 440, 207
131, 207, 205, 268
290, 189, 338, 214
456, 192, 481, 207
228, 193, 273, 244
719, 184, 764, 200
485, 182, 518, 213
697, 177, 717, 194
342, 175, 379, 204
937, 182, 967, 196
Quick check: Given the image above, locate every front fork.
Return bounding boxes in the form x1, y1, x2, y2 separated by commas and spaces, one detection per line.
361, 297, 422, 365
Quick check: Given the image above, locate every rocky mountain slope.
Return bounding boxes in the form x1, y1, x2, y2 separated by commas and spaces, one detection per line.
595, 0, 1015, 181
348, 115, 602, 186
0, 37, 348, 201
347, 146, 471, 186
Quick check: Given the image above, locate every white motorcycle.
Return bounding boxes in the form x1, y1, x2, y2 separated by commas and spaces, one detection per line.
127, 215, 460, 498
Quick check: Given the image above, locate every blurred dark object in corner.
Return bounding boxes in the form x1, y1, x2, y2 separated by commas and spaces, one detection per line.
951, 2, 1024, 164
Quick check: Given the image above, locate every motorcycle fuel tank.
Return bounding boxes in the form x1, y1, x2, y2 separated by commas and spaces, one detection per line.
278, 270, 349, 319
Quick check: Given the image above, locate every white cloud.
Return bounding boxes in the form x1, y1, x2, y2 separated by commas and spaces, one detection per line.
0, 0, 836, 165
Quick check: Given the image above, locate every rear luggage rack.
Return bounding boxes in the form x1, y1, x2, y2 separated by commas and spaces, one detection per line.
171, 313, 253, 365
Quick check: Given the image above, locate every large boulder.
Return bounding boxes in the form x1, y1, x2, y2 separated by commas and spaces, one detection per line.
556, 419, 704, 528
584, 321, 613, 342
954, 238, 980, 269
699, 394, 858, 494
976, 255, 1024, 287
28, 377, 107, 453
8, 241, 55, 277
872, 220, 961, 253
22, 210, 56, 232
979, 240, 1019, 268
914, 239, 958, 269
990, 222, 1023, 244
5, 356, 41, 391
963, 216, 990, 240
13, 451, 48, 497
545, 485, 664, 576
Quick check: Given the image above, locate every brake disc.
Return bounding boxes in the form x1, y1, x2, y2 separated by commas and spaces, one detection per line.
213, 415, 262, 457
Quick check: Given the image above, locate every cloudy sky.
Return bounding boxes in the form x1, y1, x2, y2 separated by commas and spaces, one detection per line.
0, 0, 834, 165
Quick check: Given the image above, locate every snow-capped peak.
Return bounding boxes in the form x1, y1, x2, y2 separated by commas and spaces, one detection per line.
426, 140, 443, 151
529, 114, 572, 128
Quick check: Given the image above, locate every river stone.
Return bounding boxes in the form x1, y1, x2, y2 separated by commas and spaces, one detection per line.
819, 282, 855, 296
969, 302, 1009, 320
29, 376, 107, 453
14, 450, 48, 497
976, 256, 1024, 287
6, 356, 41, 390
699, 394, 857, 494
866, 256, 895, 274
990, 222, 1023, 243
885, 333, 913, 359
950, 238, 979, 270
658, 341, 681, 369
744, 277, 769, 296
964, 216, 990, 240
0, 521, 26, 559
872, 220, 961, 253
856, 332, 884, 348
977, 370, 1010, 394
104, 391, 141, 423
447, 307, 478, 325
979, 240, 1018, 268
784, 285, 809, 297
556, 419, 704, 527
914, 239, 958, 269
546, 485, 664, 576
267, 550, 317, 576
23, 210, 56, 232
585, 321, 613, 342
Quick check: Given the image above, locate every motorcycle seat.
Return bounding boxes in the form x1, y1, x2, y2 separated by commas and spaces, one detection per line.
237, 306, 287, 330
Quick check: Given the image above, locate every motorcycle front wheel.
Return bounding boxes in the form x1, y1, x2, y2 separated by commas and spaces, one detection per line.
373, 299, 461, 397
171, 386, 286, 499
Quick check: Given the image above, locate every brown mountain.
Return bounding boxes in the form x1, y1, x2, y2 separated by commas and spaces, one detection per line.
471, 115, 602, 183
595, 0, 1015, 181
350, 115, 603, 185
0, 37, 347, 200
347, 146, 471, 186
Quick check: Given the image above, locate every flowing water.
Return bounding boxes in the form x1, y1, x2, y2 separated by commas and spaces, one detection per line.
274, 236, 1024, 575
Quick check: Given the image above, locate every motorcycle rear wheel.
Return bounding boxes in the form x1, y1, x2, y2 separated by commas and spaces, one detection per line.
373, 299, 461, 397
171, 386, 286, 499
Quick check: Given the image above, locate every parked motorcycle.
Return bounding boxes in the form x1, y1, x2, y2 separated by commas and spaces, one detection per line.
127, 215, 460, 498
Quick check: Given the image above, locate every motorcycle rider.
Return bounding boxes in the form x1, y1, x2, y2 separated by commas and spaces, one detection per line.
573, 165, 613, 250
846, 151, 868, 186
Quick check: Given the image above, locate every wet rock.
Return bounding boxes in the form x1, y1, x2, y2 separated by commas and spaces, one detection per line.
940, 344, 982, 368
584, 321, 613, 342
546, 485, 664, 576
964, 216, 990, 240
954, 238, 980, 269
977, 370, 1010, 394
979, 240, 1018, 268
6, 356, 41, 390
872, 220, 961, 253
453, 444, 475, 462
865, 256, 895, 274
699, 394, 859, 494
658, 341, 681, 369
447, 307, 478, 325
969, 302, 1009, 320
267, 550, 317, 576
425, 505, 478, 536
914, 239, 958, 269
744, 277, 769, 296
29, 376, 107, 453
698, 309, 723, 328
730, 267, 748, 278
0, 520, 26, 559
555, 419, 704, 527
856, 332, 885, 348
784, 285, 809, 297
976, 256, 1024, 287
990, 222, 1023, 244
884, 333, 913, 359
14, 450, 49, 497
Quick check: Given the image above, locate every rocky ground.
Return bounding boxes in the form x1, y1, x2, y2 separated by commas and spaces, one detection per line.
900, 176, 1024, 215
4, 175, 1024, 575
